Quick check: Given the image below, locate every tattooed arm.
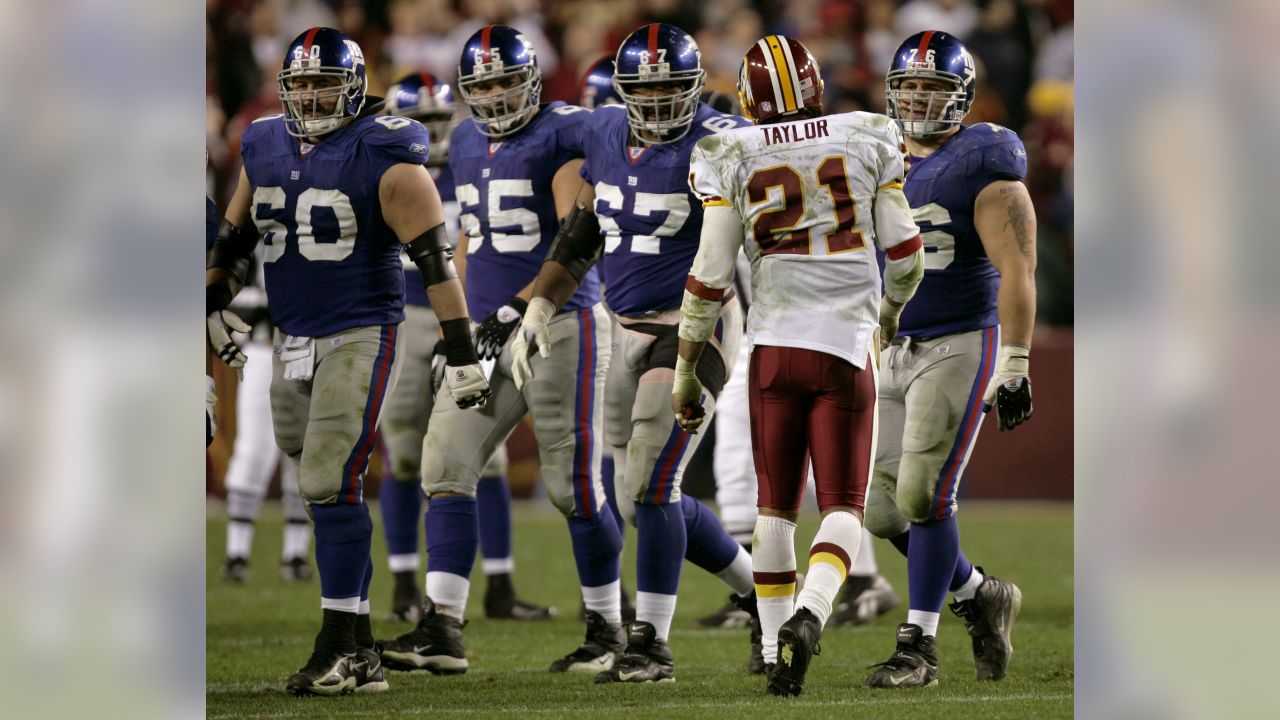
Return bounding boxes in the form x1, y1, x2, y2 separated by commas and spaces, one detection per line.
975, 180, 1038, 347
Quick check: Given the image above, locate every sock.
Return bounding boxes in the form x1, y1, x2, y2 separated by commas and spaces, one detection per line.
282, 519, 311, 561
315, 607, 358, 656
907, 515, 961, 624
600, 453, 626, 535
953, 564, 984, 601
227, 488, 264, 526
568, 511, 623, 608
889, 530, 910, 557
752, 515, 797, 665
634, 502, 685, 640
312, 503, 373, 601
892, 528, 977, 597
582, 579, 623, 626
850, 527, 878, 576
794, 511, 861, 627
226, 518, 254, 560
380, 476, 422, 570
680, 495, 751, 595
355, 557, 374, 649
425, 495, 478, 620
635, 591, 678, 641
476, 476, 514, 574
908, 609, 940, 637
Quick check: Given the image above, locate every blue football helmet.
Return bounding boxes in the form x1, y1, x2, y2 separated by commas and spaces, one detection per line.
580, 56, 621, 109
885, 30, 976, 139
277, 27, 367, 138
456, 25, 541, 138
613, 24, 705, 143
385, 72, 458, 166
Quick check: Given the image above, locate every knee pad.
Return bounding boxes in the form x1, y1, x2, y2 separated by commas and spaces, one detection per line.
896, 452, 942, 524
863, 470, 910, 538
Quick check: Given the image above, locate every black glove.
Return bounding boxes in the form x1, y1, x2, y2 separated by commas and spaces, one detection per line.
989, 377, 1033, 432
475, 297, 528, 360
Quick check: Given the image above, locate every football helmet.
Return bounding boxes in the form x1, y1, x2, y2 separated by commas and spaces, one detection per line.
456, 25, 542, 138
886, 30, 976, 139
613, 23, 705, 143
580, 56, 621, 109
737, 35, 824, 124
277, 27, 367, 138
386, 71, 458, 166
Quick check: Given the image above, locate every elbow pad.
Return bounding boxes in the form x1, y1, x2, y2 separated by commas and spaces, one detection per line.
405, 223, 458, 286
883, 240, 925, 307
547, 204, 603, 283
207, 220, 257, 285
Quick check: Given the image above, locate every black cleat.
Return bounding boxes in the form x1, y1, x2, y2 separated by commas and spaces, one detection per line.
767, 608, 822, 696
279, 556, 314, 583
949, 568, 1022, 681
286, 650, 357, 696
484, 573, 556, 620
351, 648, 389, 693
594, 621, 675, 684
549, 610, 625, 673
833, 574, 900, 626
748, 617, 766, 675
379, 599, 469, 674
220, 556, 250, 584
389, 571, 422, 623
863, 623, 939, 688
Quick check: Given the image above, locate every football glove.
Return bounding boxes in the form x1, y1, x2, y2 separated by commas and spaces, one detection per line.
878, 297, 904, 351
671, 357, 706, 434
206, 375, 217, 447
982, 344, 1033, 431
511, 297, 555, 391
475, 297, 528, 360
207, 309, 250, 370
430, 344, 448, 399
280, 335, 315, 382
445, 362, 491, 409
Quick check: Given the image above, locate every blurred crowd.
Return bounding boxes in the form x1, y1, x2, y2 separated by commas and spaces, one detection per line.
207, 0, 1073, 324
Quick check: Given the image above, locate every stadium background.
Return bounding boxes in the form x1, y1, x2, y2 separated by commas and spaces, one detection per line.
204, 0, 1074, 504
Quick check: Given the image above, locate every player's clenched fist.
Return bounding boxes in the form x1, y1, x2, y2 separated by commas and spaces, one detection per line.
446, 363, 490, 409
671, 357, 706, 434
207, 309, 250, 369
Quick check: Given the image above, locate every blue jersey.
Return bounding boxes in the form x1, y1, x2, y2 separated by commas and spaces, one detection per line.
897, 123, 1027, 337
403, 164, 456, 308
580, 103, 749, 315
206, 196, 219, 252
450, 101, 599, 322
240, 112, 430, 337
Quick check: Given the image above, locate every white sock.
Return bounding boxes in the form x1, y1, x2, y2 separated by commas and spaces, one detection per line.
953, 567, 984, 601
582, 579, 623, 626
388, 553, 420, 573
358, 599, 370, 615
715, 545, 756, 597
752, 515, 797, 665
635, 591, 677, 641
907, 609, 940, 637
849, 527, 878, 576
482, 557, 515, 575
427, 571, 471, 620
282, 521, 311, 561
794, 511, 862, 627
226, 520, 254, 559
320, 596, 360, 613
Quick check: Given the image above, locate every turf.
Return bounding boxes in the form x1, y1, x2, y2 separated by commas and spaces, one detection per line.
207, 500, 1073, 719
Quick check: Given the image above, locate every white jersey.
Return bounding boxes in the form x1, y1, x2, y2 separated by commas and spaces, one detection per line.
688, 111, 919, 368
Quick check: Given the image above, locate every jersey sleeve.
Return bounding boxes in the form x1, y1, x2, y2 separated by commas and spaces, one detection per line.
688, 134, 734, 207
965, 126, 1028, 190
552, 104, 592, 158
875, 120, 909, 190
363, 116, 432, 169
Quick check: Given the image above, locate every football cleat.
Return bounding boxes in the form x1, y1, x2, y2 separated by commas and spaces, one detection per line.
695, 598, 752, 629
351, 647, 389, 693
484, 573, 556, 620
767, 608, 822, 696
286, 650, 357, 696
748, 617, 766, 675
949, 568, 1022, 680
220, 556, 250, 584
594, 621, 675, 684
549, 611, 625, 673
389, 571, 422, 623
863, 623, 939, 688
279, 556, 314, 583
833, 574, 901, 626
379, 599, 469, 674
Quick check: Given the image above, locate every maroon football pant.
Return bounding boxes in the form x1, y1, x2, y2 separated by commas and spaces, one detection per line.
748, 345, 876, 513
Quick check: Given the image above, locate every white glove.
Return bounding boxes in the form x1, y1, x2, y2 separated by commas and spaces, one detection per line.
445, 363, 491, 409
671, 357, 706, 433
982, 344, 1033, 431
206, 375, 217, 447
510, 297, 555, 391
207, 309, 250, 370
878, 297, 904, 351
280, 335, 316, 381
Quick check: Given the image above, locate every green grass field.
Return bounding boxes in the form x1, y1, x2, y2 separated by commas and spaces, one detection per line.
207, 500, 1073, 719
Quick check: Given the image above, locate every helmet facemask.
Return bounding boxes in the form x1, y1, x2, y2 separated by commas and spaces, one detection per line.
278, 67, 363, 138
614, 71, 704, 144
457, 66, 541, 138
885, 72, 968, 140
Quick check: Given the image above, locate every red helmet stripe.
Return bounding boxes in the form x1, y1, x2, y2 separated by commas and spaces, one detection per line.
481, 25, 493, 64
647, 24, 659, 63
916, 31, 936, 65
418, 71, 435, 87
302, 27, 320, 55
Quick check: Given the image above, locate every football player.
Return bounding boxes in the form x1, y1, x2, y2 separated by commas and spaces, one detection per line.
206, 192, 220, 447
379, 25, 625, 677
378, 71, 551, 623
674, 35, 925, 696
207, 27, 489, 697
861, 31, 1030, 689
512, 24, 760, 683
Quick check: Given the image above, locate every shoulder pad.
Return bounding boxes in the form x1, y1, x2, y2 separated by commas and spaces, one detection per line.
960, 124, 1027, 182
360, 115, 432, 165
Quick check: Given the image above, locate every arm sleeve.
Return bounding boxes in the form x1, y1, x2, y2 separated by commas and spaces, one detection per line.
678, 203, 744, 343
